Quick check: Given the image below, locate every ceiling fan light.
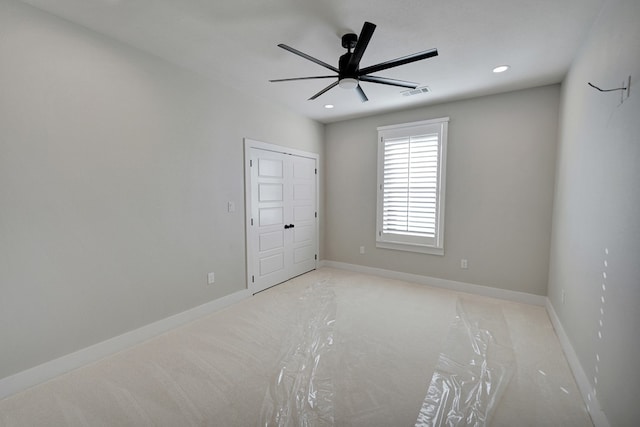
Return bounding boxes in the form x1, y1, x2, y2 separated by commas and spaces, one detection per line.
338, 78, 358, 89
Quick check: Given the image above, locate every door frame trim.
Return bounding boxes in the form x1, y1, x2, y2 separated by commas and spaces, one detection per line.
243, 138, 319, 294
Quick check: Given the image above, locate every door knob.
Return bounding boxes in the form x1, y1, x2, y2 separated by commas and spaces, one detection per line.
289, 224, 295, 228
284, 224, 290, 229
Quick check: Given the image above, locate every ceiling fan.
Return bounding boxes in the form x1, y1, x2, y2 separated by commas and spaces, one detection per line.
270, 21, 438, 102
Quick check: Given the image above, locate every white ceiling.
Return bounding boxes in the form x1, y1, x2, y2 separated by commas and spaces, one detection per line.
21, 0, 604, 123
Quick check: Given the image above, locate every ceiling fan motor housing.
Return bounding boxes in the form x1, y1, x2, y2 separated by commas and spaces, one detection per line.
339, 52, 357, 79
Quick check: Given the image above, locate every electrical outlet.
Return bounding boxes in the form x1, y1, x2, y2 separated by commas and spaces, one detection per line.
360, 246, 365, 254
207, 272, 215, 285
460, 259, 468, 269
561, 289, 566, 304
228, 201, 235, 213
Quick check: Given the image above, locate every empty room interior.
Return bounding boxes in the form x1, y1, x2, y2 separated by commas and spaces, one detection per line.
0, 0, 638, 426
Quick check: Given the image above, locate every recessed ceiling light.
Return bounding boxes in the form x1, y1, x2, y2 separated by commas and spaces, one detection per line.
324, 104, 334, 109
493, 65, 510, 73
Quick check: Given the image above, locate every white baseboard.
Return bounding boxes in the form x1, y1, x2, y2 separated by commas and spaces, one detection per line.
545, 299, 610, 427
0, 289, 251, 400
321, 260, 546, 306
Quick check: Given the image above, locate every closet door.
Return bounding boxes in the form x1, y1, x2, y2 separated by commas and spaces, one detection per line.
289, 154, 317, 277
247, 146, 317, 294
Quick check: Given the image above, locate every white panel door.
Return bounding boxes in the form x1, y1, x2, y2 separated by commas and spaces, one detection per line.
289, 155, 317, 277
248, 146, 317, 294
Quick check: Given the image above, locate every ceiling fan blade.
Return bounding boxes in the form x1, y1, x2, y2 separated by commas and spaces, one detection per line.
359, 75, 419, 89
346, 21, 376, 74
278, 44, 339, 73
309, 81, 339, 100
356, 84, 369, 103
358, 48, 438, 76
270, 76, 337, 83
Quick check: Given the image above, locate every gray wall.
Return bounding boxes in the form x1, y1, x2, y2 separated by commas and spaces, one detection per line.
0, 0, 324, 379
548, 0, 640, 425
325, 85, 560, 295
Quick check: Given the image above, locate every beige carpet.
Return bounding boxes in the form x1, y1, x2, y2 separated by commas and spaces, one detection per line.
0, 268, 592, 426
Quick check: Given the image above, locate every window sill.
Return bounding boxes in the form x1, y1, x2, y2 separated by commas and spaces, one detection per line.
376, 241, 444, 256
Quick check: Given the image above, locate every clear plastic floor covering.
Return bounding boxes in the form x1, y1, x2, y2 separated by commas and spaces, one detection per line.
259, 279, 516, 427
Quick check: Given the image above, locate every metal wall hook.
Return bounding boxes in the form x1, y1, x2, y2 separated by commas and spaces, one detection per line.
588, 82, 627, 92
587, 76, 631, 103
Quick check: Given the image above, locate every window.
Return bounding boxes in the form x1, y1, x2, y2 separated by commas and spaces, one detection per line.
376, 117, 449, 255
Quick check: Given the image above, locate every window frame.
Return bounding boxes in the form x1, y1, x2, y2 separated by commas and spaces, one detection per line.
376, 117, 449, 255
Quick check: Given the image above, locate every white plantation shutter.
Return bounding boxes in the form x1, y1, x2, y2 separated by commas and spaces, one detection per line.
376, 118, 448, 254
383, 133, 438, 236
